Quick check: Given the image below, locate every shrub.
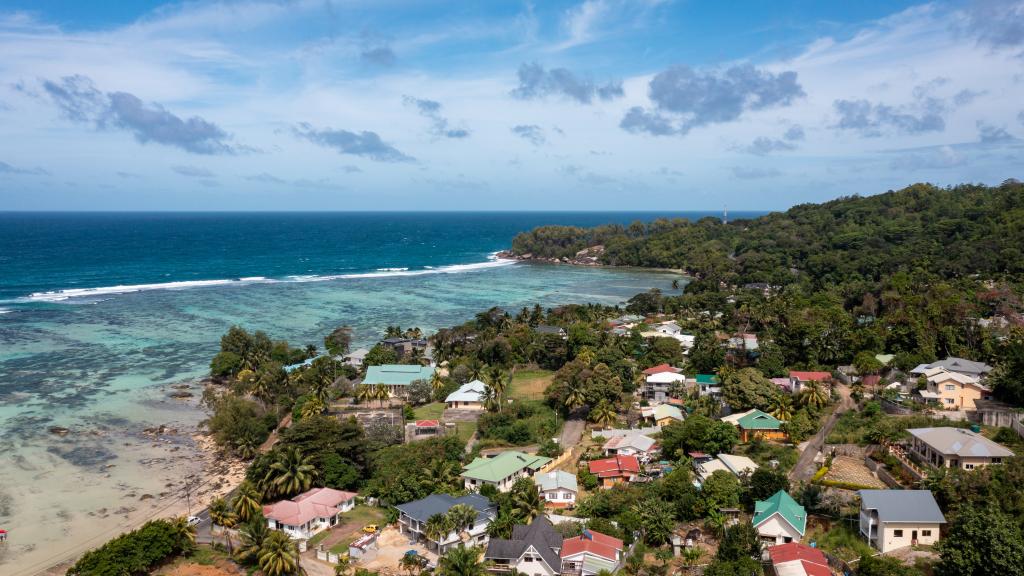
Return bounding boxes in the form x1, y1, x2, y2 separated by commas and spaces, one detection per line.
67, 519, 194, 576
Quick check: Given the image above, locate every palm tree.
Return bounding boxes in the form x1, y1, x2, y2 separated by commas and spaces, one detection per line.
681, 547, 703, 569
576, 347, 596, 366
425, 459, 459, 492
355, 383, 373, 405
430, 371, 445, 395
446, 504, 479, 541
510, 484, 543, 523
258, 530, 301, 576
467, 358, 485, 381
482, 385, 500, 413
234, 437, 259, 460
373, 383, 391, 407
208, 497, 237, 552
485, 510, 517, 539
800, 381, 828, 409
400, 552, 423, 576
768, 394, 794, 421
233, 480, 263, 523
705, 509, 727, 539
305, 344, 318, 358
236, 517, 270, 565
250, 376, 273, 408
484, 366, 510, 410
589, 399, 618, 427
425, 513, 453, 549
168, 516, 197, 550
385, 325, 403, 338
301, 397, 326, 420
264, 447, 316, 499
564, 385, 586, 413
334, 555, 352, 576
437, 545, 485, 576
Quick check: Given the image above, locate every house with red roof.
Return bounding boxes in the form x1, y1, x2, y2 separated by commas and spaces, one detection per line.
642, 363, 682, 376
588, 455, 641, 488
560, 529, 624, 576
767, 542, 832, 576
788, 371, 833, 394
263, 487, 357, 540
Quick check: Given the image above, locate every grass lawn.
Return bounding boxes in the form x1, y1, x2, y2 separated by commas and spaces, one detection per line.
307, 528, 332, 549
327, 505, 387, 554
457, 421, 478, 443
510, 369, 554, 400
414, 402, 445, 420
808, 524, 875, 561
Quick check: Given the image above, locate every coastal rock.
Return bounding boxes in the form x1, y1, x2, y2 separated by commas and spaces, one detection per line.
169, 390, 194, 399
49, 426, 71, 437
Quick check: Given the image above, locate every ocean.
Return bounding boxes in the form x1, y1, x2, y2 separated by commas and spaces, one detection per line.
0, 210, 759, 573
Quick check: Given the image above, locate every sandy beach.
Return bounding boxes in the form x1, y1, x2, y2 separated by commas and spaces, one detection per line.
0, 385, 248, 576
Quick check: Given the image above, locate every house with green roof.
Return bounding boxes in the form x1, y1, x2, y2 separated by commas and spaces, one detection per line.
363, 364, 435, 398
736, 409, 785, 442
691, 374, 722, 398
462, 450, 552, 493
753, 490, 806, 545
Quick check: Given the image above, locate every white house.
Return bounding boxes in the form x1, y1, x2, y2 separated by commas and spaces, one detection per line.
694, 454, 758, 484
752, 490, 807, 545
263, 487, 357, 540
485, 517, 564, 576
602, 433, 659, 463
446, 379, 489, 410
396, 493, 497, 554
859, 490, 945, 553
535, 471, 578, 508
462, 451, 552, 492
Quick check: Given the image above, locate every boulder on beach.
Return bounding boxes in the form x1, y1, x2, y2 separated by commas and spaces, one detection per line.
48, 426, 71, 437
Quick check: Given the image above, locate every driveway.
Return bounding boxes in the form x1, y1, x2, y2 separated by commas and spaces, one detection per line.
560, 418, 586, 448
789, 383, 856, 483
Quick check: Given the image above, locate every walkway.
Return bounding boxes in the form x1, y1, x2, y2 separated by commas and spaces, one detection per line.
789, 383, 856, 482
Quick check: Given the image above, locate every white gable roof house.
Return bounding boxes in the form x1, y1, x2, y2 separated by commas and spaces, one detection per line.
695, 454, 759, 484
446, 379, 489, 409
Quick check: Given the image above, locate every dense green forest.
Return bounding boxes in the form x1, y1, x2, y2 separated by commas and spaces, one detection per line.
511, 181, 1024, 288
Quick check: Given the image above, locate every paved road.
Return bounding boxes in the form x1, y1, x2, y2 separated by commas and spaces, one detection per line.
559, 418, 585, 448
789, 383, 855, 483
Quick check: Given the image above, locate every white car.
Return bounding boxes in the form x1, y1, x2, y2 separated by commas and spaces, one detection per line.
187, 516, 202, 527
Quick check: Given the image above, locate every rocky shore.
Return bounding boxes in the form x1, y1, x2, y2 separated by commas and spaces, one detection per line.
495, 245, 606, 266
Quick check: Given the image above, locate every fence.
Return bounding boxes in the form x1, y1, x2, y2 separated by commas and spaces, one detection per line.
540, 445, 582, 473
880, 398, 913, 415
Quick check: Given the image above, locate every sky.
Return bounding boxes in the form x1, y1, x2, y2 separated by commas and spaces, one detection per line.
0, 0, 1022, 211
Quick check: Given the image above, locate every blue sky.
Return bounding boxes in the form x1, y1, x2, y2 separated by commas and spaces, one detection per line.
0, 0, 1022, 210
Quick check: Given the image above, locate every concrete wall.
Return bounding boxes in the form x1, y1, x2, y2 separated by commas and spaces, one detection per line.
877, 523, 940, 553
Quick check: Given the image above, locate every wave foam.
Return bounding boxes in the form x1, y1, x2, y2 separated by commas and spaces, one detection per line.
24, 258, 517, 302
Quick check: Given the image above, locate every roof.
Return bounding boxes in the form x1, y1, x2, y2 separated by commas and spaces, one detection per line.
926, 368, 989, 390
695, 374, 720, 385
263, 488, 357, 527
721, 409, 757, 426
415, 420, 440, 427
588, 455, 641, 478
363, 364, 435, 386
535, 325, 565, 335
561, 530, 623, 562
859, 490, 946, 524
394, 493, 494, 524
768, 543, 830, 576
875, 353, 895, 365
646, 371, 687, 384
445, 379, 488, 403
771, 377, 792, 391
462, 451, 552, 483
753, 490, 806, 536
738, 409, 781, 431
907, 427, 1015, 458
789, 371, 831, 382
643, 363, 682, 375
603, 434, 658, 453
535, 470, 578, 493
928, 356, 993, 376
485, 517, 563, 571
651, 404, 684, 422
717, 454, 759, 476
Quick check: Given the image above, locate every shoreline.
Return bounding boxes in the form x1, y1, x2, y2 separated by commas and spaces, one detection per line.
494, 249, 688, 276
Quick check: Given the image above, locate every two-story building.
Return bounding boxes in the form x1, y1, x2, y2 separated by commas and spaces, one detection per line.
858, 490, 945, 553
920, 367, 992, 410
910, 356, 993, 380
263, 487, 357, 540
395, 493, 496, 553
462, 451, 552, 492
534, 471, 578, 508
485, 517, 563, 576
753, 490, 807, 545
906, 427, 1015, 470
639, 364, 685, 403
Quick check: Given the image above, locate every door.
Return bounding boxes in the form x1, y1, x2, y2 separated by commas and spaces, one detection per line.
912, 530, 918, 545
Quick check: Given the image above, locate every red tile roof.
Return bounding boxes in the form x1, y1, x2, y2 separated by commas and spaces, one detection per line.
263, 487, 357, 527
416, 420, 440, 427
861, 375, 881, 388
642, 363, 681, 375
588, 455, 640, 478
789, 371, 832, 382
767, 543, 830, 576
561, 530, 623, 562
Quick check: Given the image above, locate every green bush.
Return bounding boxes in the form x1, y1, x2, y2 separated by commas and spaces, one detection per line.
66, 519, 193, 576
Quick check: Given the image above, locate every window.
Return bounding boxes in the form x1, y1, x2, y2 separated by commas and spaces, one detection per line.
894, 530, 904, 537
993, 458, 1003, 464
922, 530, 932, 537
945, 398, 955, 404
945, 384, 956, 391
965, 463, 975, 470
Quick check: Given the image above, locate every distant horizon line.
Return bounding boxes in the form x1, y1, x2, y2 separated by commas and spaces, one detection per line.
0, 209, 774, 214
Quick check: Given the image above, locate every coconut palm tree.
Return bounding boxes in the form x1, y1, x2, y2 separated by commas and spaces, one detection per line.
208, 497, 237, 552
564, 385, 586, 413
576, 347, 596, 366
233, 480, 263, 523
446, 504, 479, 541
258, 530, 301, 576
249, 376, 272, 408
482, 385, 500, 413
430, 371, 446, 395
425, 459, 459, 492
485, 510, 517, 539
510, 483, 543, 523
425, 513, 453, 549
168, 516, 197, 550
264, 447, 316, 498
301, 397, 326, 420
437, 545, 485, 576
589, 399, 618, 427
768, 394, 794, 421
466, 358, 485, 381
236, 516, 271, 565
373, 384, 391, 407
484, 366, 510, 410
400, 552, 424, 576
705, 509, 727, 539
800, 381, 828, 409
334, 555, 352, 576
355, 383, 373, 405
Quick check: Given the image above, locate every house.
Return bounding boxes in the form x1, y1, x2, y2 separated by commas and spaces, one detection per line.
535, 325, 567, 339
363, 364, 436, 397
395, 493, 496, 553
446, 379, 489, 410
485, 517, 564, 576
906, 427, 1014, 470
753, 490, 807, 545
535, 471, 578, 508
405, 419, 452, 443
695, 454, 759, 484
589, 455, 641, 488
766, 542, 830, 576
462, 451, 552, 492
910, 357, 993, 379
788, 371, 832, 394
602, 433, 659, 462
770, 377, 793, 393
380, 337, 429, 359
641, 403, 684, 426
690, 374, 722, 397
345, 347, 370, 367
641, 370, 686, 403
858, 490, 945, 553
722, 409, 785, 442
263, 487, 357, 540
920, 367, 992, 410
560, 530, 624, 576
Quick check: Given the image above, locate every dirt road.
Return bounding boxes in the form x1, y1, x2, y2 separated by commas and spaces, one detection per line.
789, 383, 855, 483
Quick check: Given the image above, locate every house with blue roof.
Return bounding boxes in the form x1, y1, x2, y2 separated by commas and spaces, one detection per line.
363, 364, 435, 398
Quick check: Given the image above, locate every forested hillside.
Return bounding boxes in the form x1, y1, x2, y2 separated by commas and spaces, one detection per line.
511, 181, 1024, 288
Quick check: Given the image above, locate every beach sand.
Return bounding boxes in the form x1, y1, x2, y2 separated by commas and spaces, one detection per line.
0, 386, 247, 576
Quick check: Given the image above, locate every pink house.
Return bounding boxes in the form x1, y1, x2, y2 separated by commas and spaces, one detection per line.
263, 487, 357, 540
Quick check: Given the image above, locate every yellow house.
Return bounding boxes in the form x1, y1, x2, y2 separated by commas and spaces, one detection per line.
922, 367, 991, 410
